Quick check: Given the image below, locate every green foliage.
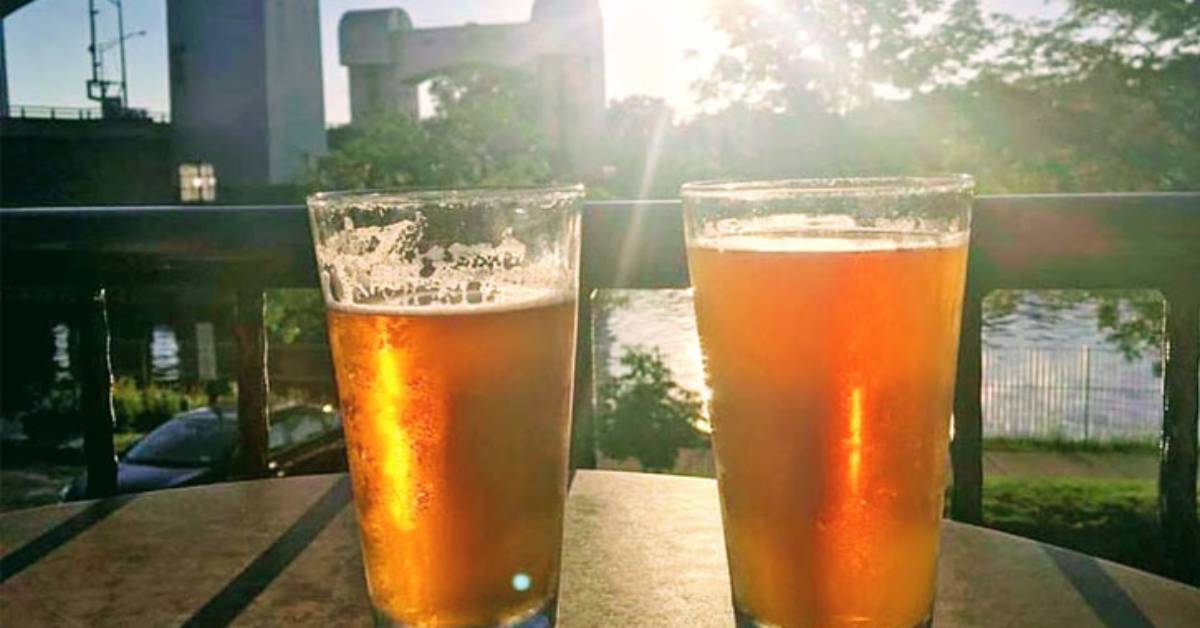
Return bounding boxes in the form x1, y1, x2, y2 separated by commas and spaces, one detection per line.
264, 289, 327, 345
113, 432, 145, 456
982, 478, 1198, 583
595, 347, 706, 472
661, 0, 1200, 194
599, 96, 718, 199
15, 378, 208, 442
112, 377, 208, 434
703, 0, 993, 113
17, 382, 82, 443
983, 436, 1158, 455
314, 66, 553, 191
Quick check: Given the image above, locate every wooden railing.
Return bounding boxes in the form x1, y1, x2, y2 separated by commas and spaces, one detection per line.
1, 194, 1197, 580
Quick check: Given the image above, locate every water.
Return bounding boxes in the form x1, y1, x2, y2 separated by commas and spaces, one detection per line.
592, 289, 1164, 442
50, 324, 182, 384
150, 325, 181, 382
52, 324, 71, 381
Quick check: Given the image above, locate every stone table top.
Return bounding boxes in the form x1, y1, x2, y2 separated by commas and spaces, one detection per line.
1, 470, 1197, 626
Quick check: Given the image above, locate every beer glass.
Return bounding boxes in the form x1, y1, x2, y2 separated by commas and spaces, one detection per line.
308, 186, 582, 627
683, 177, 973, 628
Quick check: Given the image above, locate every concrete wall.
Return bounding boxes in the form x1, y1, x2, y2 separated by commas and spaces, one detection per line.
264, 0, 326, 185
347, 65, 419, 121
396, 23, 536, 80
339, 0, 605, 173
168, 0, 325, 190
1, 20, 9, 114
168, 0, 270, 187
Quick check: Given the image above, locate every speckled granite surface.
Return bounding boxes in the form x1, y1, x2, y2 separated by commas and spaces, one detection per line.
1, 471, 1197, 627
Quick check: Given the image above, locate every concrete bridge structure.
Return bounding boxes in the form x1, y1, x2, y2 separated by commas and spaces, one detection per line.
339, 0, 605, 173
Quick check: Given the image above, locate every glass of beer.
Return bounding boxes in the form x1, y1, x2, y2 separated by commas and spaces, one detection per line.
307, 185, 582, 627
683, 177, 973, 628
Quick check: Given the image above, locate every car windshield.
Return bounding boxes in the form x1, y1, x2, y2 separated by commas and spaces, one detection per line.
125, 411, 239, 467
268, 406, 340, 452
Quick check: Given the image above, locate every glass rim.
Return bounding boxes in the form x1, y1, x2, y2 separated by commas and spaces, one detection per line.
308, 183, 585, 206
681, 175, 974, 200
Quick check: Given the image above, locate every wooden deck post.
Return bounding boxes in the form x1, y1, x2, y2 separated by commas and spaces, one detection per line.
79, 288, 118, 498
1160, 291, 1198, 582
234, 289, 270, 478
951, 285, 985, 524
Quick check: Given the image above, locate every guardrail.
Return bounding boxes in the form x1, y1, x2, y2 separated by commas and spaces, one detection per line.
1, 194, 1197, 580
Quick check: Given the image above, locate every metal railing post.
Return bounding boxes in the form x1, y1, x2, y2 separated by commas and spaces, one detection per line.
1082, 345, 1091, 442
952, 283, 985, 524
1160, 290, 1198, 583
79, 287, 118, 498
234, 289, 270, 478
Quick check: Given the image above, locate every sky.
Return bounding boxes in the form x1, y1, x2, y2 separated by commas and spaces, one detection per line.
3, 0, 1060, 126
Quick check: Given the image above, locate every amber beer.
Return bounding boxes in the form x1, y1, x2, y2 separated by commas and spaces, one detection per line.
690, 232, 968, 628
326, 294, 575, 626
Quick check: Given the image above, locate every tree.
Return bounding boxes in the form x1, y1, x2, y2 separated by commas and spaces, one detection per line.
314, 65, 553, 191
694, 0, 1199, 192
595, 347, 706, 472
423, 66, 553, 185
701, 0, 992, 114
265, 289, 327, 345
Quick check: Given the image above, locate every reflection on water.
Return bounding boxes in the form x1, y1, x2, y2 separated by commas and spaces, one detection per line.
52, 324, 71, 381
151, 325, 181, 382
49, 324, 182, 383
593, 290, 710, 431
593, 290, 1164, 444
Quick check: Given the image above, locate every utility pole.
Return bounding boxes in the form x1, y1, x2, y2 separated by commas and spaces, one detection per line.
86, 0, 141, 115
87, 0, 102, 97
113, 0, 128, 107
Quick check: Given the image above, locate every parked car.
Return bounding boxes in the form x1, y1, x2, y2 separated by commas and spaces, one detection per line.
62, 404, 345, 500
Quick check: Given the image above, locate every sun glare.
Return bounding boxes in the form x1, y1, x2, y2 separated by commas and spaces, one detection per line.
601, 0, 729, 120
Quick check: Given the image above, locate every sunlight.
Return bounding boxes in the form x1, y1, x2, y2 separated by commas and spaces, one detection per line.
600, 0, 728, 119
848, 386, 864, 495
371, 320, 417, 532
610, 104, 672, 289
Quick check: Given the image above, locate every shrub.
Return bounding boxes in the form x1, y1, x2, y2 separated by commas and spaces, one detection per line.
112, 377, 208, 433
17, 382, 82, 444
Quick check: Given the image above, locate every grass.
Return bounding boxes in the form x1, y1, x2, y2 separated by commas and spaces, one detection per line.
982, 477, 1199, 585
983, 436, 1158, 455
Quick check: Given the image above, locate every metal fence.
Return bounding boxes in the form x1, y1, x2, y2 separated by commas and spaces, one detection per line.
982, 346, 1163, 442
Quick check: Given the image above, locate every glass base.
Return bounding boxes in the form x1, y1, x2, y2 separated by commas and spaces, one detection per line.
735, 609, 932, 628
373, 597, 556, 628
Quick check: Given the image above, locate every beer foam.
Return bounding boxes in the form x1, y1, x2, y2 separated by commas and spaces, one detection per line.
314, 214, 576, 315
324, 285, 575, 316
693, 231, 966, 253
692, 214, 967, 252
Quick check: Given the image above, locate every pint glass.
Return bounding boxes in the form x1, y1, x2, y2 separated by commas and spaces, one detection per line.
308, 186, 582, 627
683, 177, 973, 628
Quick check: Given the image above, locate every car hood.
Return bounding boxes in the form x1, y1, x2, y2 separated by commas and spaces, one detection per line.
115, 462, 213, 493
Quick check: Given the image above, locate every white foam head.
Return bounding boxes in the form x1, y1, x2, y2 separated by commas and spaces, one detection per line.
691, 214, 967, 252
